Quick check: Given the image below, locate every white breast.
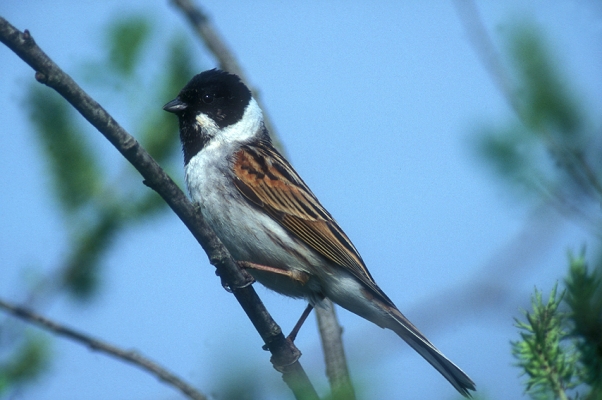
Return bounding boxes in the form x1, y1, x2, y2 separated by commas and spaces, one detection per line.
185, 139, 326, 301
184, 96, 332, 301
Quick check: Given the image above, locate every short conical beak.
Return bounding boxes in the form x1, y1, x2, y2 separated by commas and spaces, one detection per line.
163, 97, 187, 113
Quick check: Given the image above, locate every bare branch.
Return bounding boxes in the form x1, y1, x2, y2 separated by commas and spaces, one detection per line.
315, 301, 356, 400
0, 298, 207, 400
452, 0, 519, 114
168, 0, 285, 154
0, 17, 318, 400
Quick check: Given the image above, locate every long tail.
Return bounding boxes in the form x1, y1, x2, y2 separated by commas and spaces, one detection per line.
386, 307, 476, 397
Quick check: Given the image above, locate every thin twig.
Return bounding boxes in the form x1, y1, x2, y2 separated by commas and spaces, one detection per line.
452, 0, 519, 115
0, 17, 318, 400
0, 298, 207, 400
168, 0, 285, 154
315, 301, 356, 400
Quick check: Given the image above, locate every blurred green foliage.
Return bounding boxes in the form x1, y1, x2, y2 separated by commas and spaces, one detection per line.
27, 89, 101, 213
1, 13, 197, 396
475, 26, 602, 207
0, 335, 49, 396
107, 16, 151, 77
509, 27, 581, 136
25, 15, 195, 299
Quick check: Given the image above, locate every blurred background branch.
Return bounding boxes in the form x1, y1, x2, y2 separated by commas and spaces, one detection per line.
0, 297, 208, 400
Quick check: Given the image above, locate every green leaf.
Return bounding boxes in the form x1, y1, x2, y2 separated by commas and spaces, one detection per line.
106, 15, 152, 77
62, 208, 121, 299
26, 87, 101, 214
508, 26, 582, 138
0, 335, 49, 394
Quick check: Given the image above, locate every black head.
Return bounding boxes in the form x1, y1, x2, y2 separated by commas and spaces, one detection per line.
163, 69, 253, 164
163, 69, 252, 129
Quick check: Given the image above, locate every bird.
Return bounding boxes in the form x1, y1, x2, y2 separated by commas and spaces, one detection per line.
163, 69, 476, 397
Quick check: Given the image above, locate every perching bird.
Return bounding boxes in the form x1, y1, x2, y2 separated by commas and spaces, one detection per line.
163, 69, 475, 397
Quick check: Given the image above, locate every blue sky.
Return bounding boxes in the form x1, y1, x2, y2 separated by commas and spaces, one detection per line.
1, 1, 601, 399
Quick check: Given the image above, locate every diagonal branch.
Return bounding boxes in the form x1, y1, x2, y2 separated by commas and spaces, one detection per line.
452, 0, 518, 114
0, 298, 207, 400
0, 16, 318, 400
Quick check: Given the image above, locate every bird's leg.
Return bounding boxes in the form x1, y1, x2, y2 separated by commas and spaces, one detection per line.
287, 303, 314, 342
261, 303, 315, 351
238, 262, 315, 342
216, 260, 309, 293
235, 262, 315, 348
237, 261, 310, 284
218, 260, 309, 292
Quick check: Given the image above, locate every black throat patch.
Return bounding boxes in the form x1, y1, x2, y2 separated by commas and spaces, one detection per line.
179, 118, 209, 166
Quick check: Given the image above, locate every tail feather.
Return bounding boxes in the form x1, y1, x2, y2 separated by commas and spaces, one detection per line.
387, 308, 476, 397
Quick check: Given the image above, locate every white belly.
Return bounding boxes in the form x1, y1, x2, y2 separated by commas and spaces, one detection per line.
185, 143, 325, 302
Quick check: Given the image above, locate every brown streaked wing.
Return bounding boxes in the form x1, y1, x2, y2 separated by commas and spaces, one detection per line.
232, 140, 395, 307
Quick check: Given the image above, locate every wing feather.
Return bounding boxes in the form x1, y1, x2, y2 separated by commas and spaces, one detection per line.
232, 140, 394, 306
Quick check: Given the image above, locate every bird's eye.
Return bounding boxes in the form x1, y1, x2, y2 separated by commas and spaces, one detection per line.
202, 93, 215, 104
